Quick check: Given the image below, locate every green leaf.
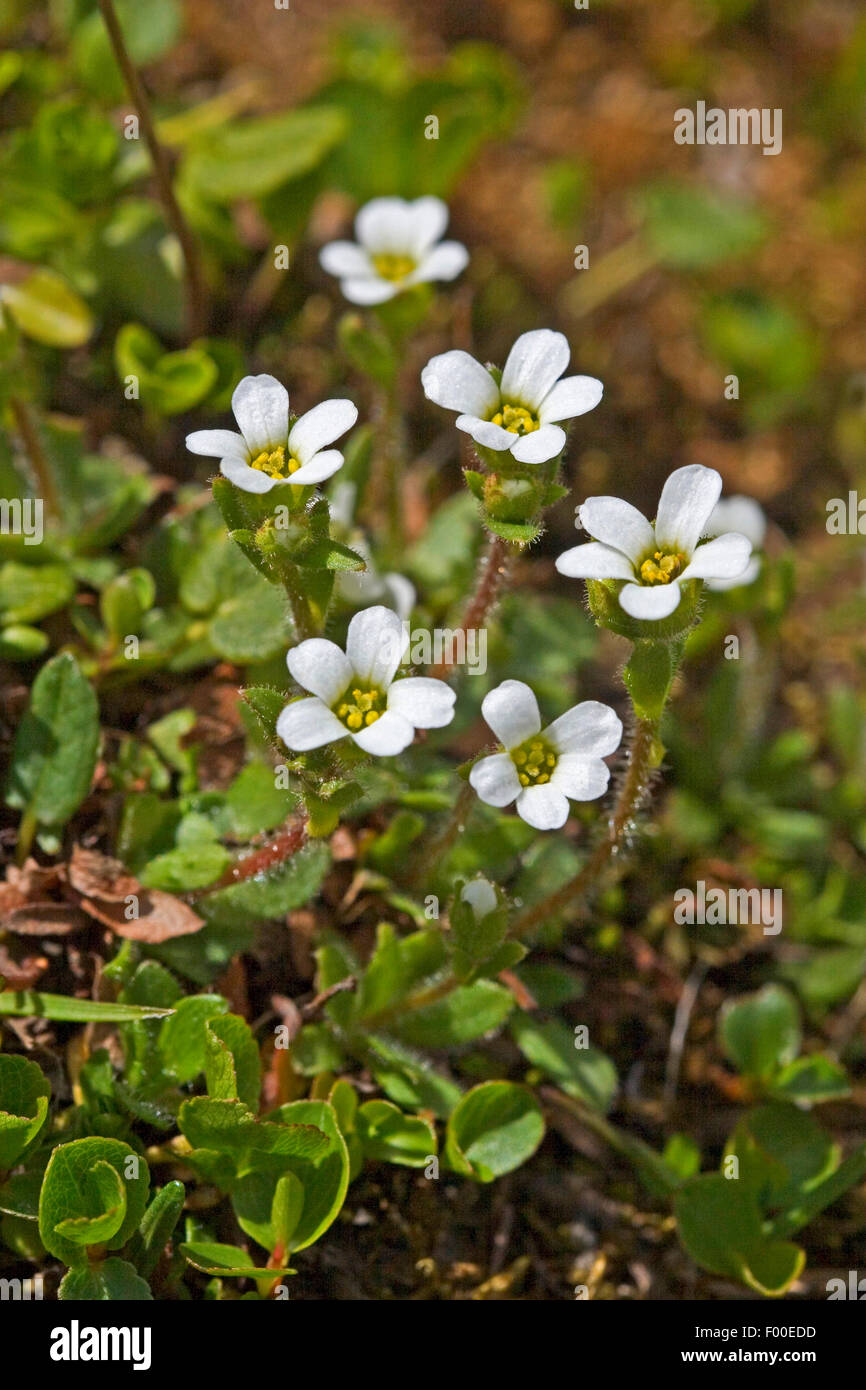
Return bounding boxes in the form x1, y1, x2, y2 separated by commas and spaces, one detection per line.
55, 1160, 127, 1246
445, 1081, 544, 1182
158, 995, 229, 1083
291, 1023, 345, 1077
0, 1055, 50, 1168
181, 107, 346, 202
356, 1100, 437, 1169
728, 1101, 837, 1212
638, 179, 767, 270
58, 1257, 153, 1301
719, 985, 801, 1082
294, 537, 366, 572
241, 685, 287, 741
0, 562, 74, 624
205, 1014, 262, 1110
2, 268, 94, 346
394, 979, 514, 1049
220, 762, 297, 837
140, 842, 230, 892
39, 1138, 150, 1267
6, 652, 99, 832
114, 323, 218, 416
674, 1173, 804, 1297
126, 1180, 186, 1279
0, 990, 174, 1022
510, 1015, 618, 1113
481, 515, 541, 545
208, 582, 288, 664
178, 1097, 327, 1169
179, 1239, 294, 1283
770, 1054, 850, 1104
200, 843, 330, 927
363, 1034, 462, 1119
234, 1100, 349, 1252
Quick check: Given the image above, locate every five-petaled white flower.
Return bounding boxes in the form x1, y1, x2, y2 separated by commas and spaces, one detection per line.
704, 495, 766, 591
277, 605, 456, 758
186, 374, 357, 495
469, 680, 623, 831
421, 329, 603, 465
319, 196, 468, 305
555, 464, 753, 621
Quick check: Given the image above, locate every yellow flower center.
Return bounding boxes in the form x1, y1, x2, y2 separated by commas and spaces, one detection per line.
489, 403, 540, 435
372, 252, 416, 282
334, 685, 386, 732
249, 446, 301, 481
511, 736, 558, 787
639, 549, 685, 585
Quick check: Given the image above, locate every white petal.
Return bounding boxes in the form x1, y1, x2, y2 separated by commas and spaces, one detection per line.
287, 638, 352, 703
469, 753, 521, 808
550, 755, 612, 802
289, 399, 358, 464
185, 429, 246, 460
406, 196, 449, 254
421, 351, 499, 417
387, 676, 456, 729
411, 241, 469, 284
706, 556, 762, 592
500, 329, 570, 410
456, 415, 515, 451
220, 456, 275, 493
618, 582, 683, 620
288, 450, 344, 486
355, 197, 415, 253
481, 679, 541, 750
346, 606, 407, 688
578, 497, 654, 563
510, 424, 566, 464
706, 496, 767, 547
340, 277, 397, 305
545, 701, 623, 758
680, 532, 752, 582
352, 709, 414, 756
539, 375, 604, 423
319, 241, 373, 278
555, 541, 635, 581
277, 697, 346, 751
461, 878, 498, 918
231, 374, 289, 455
654, 465, 722, 556
516, 784, 570, 830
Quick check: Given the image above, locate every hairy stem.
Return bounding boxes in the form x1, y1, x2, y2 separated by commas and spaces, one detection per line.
98, 0, 207, 338
10, 395, 59, 520
511, 715, 659, 940
428, 532, 514, 680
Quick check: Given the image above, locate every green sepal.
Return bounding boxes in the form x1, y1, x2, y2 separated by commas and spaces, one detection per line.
586, 577, 701, 642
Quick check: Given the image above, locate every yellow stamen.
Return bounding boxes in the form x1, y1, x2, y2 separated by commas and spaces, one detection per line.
489, 404, 540, 436
249, 445, 300, 481
372, 252, 416, 282
334, 683, 385, 733
639, 549, 685, 585
511, 734, 558, 786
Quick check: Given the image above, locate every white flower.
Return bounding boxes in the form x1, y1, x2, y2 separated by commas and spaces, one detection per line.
421, 329, 603, 465
186, 374, 357, 495
277, 605, 456, 758
460, 878, 499, 919
555, 465, 753, 621
469, 680, 622, 831
704, 496, 767, 591
319, 196, 468, 305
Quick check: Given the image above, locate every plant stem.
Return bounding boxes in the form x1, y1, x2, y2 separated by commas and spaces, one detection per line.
408, 778, 475, 893
510, 714, 660, 940
428, 531, 514, 680
285, 576, 319, 642
15, 806, 39, 867
10, 395, 59, 520
97, 0, 207, 339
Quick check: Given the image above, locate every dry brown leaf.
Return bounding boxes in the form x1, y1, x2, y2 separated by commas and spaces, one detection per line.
79, 890, 204, 943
